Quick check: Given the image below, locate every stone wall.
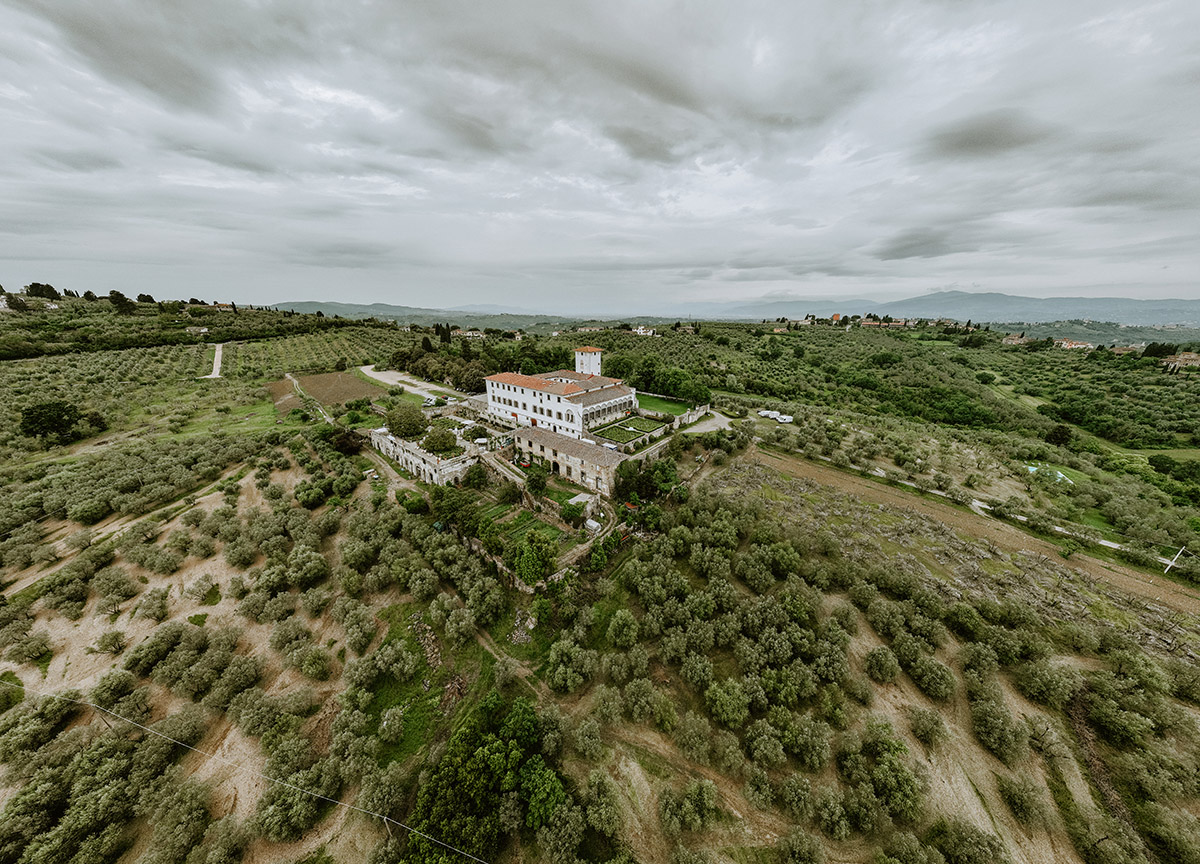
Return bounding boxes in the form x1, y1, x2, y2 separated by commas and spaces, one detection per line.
369, 428, 480, 485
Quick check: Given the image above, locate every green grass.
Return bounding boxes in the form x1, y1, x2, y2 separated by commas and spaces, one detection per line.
371, 604, 440, 764
637, 394, 689, 415
0, 670, 23, 714
1125, 446, 1200, 461
35, 651, 53, 678
489, 607, 555, 665
542, 487, 571, 507
1078, 508, 1124, 544
169, 400, 306, 438
201, 584, 222, 606
369, 604, 494, 766
541, 481, 585, 507
187, 613, 208, 626
583, 589, 630, 653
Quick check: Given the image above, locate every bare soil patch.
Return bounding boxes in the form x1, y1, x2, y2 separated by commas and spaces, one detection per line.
294, 371, 386, 407
266, 378, 301, 416
185, 717, 269, 823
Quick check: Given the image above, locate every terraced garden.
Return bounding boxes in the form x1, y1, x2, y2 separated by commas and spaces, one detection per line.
592, 415, 666, 444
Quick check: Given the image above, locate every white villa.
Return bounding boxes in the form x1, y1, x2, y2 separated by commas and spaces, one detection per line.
483, 347, 636, 438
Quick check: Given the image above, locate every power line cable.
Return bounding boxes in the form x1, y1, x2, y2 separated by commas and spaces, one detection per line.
0, 677, 489, 864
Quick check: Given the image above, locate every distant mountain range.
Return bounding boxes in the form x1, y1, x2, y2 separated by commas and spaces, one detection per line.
275, 291, 1200, 327
719, 291, 1200, 325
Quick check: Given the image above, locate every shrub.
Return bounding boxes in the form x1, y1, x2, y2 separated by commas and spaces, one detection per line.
573, 716, 604, 761
545, 637, 596, 693
298, 647, 332, 681
875, 831, 944, 864
607, 609, 639, 649
94, 630, 127, 655
744, 766, 775, 809
865, 646, 900, 683
925, 817, 1010, 864
784, 713, 833, 772
969, 697, 1026, 765
996, 775, 1044, 825
909, 707, 947, 749
6, 633, 50, 665
659, 779, 719, 835
624, 678, 658, 723
138, 587, 171, 622
675, 711, 712, 764
813, 786, 851, 840
778, 774, 813, 821
712, 729, 744, 775
909, 657, 955, 702
705, 678, 750, 729
494, 654, 520, 690
1135, 802, 1200, 864
380, 706, 406, 743
1016, 660, 1080, 709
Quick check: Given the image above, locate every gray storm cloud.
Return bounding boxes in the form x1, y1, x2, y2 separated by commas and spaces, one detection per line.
0, 0, 1196, 312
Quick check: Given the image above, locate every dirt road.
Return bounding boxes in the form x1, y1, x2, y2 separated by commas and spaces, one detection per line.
749, 446, 1200, 617
357, 365, 468, 401
683, 412, 733, 434
200, 343, 224, 379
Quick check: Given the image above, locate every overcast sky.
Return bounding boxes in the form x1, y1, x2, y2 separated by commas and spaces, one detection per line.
1, 1, 1197, 314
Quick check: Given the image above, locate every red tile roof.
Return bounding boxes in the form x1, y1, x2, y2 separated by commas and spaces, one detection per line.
485, 372, 584, 395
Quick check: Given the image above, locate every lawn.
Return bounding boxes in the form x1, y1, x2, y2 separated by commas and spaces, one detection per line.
637, 394, 689, 415
542, 486, 573, 507
542, 478, 587, 507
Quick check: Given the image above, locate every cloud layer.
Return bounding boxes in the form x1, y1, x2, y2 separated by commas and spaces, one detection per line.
1, 0, 1196, 312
